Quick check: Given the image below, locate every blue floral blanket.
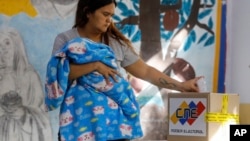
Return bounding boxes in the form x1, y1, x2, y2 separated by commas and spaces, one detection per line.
45, 37, 142, 141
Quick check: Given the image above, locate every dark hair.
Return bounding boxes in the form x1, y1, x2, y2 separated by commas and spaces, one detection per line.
73, 0, 117, 28
73, 0, 136, 53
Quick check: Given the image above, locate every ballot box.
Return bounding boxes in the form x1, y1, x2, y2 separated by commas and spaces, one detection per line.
167, 93, 239, 141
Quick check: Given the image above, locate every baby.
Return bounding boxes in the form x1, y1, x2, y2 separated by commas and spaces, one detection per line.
46, 37, 139, 119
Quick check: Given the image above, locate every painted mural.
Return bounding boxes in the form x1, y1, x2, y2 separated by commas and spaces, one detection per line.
0, 0, 226, 141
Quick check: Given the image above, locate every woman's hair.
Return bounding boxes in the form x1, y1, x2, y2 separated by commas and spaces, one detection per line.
73, 0, 117, 28
104, 22, 134, 50
73, 0, 136, 51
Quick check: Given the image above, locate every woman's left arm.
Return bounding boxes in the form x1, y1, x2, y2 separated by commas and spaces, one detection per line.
124, 58, 201, 92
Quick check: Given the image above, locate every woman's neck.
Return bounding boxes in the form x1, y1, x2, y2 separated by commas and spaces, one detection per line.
77, 27, 102, 43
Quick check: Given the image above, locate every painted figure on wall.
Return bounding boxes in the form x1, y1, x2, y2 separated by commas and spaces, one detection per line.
0, 27, 44, 107
0, 91, 52, 141
31, 0, 78, 18
0, 27, 52, 141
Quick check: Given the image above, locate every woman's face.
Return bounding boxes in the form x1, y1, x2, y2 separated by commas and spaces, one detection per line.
87, 3, 115, 33
0, 34, 14, 69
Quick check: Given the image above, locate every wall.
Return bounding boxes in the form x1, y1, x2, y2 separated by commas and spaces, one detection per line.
226, 0, 250, 103
226, 0, 250, 123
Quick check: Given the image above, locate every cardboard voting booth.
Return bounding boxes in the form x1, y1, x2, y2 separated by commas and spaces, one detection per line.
167, 93, 239, 141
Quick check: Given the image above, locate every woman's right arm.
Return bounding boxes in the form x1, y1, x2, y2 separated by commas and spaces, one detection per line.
69, 62, 119, 83
69, 63, 97, 80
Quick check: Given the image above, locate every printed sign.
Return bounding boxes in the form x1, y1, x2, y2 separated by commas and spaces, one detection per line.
169, 98, 207, 136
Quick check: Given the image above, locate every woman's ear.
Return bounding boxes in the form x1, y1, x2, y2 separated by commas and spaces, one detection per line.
83, 7, 90, 17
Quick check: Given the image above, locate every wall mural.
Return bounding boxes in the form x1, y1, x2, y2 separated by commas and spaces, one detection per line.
0, 0, 225, 141
0, 27, 52, 140
30, 0, 78, 18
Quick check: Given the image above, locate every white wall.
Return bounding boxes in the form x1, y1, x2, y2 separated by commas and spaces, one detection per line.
226, 0, 250, 103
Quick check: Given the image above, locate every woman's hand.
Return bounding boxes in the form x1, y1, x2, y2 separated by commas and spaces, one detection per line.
181, 76, 203, 92
95, 62, 120, 84
69, 62, 119, 83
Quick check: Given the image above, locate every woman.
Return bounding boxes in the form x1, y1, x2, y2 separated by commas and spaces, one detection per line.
46, 0, 201, 141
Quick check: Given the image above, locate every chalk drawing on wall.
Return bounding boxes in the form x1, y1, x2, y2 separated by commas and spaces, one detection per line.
0, 27, 44, 106
31, 0, 78, 18
0, 91, 52, 141
0, 27, 52, 141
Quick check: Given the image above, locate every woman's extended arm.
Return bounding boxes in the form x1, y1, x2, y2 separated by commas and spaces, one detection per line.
124, 58, 201, 92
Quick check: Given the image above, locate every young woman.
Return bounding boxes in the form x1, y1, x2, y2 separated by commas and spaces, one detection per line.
46, 0, 202, 141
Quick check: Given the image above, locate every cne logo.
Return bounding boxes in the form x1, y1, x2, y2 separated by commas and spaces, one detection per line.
171, 101, 205, 125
